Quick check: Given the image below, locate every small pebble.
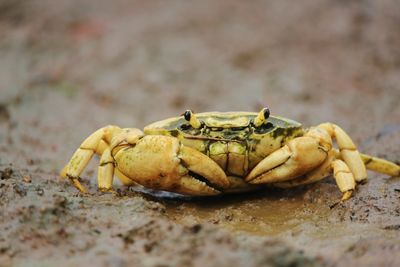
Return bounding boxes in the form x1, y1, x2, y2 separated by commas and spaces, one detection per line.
0, 168, 13, 180
23, 175, 32, 183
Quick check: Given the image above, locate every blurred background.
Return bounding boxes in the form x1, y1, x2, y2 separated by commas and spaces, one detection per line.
1, 1, 400, 266
1, 0, 400, 171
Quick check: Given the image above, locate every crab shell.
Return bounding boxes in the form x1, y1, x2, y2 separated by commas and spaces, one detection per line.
141, 112, 304, 192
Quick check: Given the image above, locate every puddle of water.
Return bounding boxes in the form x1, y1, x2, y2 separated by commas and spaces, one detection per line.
161, 188, 332, 236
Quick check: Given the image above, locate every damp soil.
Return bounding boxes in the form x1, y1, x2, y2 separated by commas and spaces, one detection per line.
1, 1, 400, 266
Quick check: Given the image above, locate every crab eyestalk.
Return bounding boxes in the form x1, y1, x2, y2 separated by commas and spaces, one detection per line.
183, 110, 202, 129
253, 107, 270, 127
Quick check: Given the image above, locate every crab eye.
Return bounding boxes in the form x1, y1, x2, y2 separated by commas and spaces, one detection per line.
253, 107, 270, 127
182, 110, 202, 129
183, 110, 191, 121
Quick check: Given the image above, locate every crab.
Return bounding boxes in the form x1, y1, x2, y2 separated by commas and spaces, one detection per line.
61, 108, 400, 200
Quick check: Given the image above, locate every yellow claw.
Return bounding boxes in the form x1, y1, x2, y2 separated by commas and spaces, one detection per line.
246, 136, 327, 184
113, 135, 228, 196
178, 145, 230, 188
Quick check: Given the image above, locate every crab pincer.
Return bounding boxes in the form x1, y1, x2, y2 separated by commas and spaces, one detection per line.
112, 135, 229, 195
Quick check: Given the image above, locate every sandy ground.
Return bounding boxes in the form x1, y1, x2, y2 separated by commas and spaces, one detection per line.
1, 0, 400, 266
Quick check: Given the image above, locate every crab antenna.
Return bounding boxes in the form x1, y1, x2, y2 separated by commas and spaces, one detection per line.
183, 110, 202, 129
253, 107, 270, 127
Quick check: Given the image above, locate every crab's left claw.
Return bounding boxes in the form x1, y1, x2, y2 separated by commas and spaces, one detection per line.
113, 135, 229, 196
245, 136, 328, 184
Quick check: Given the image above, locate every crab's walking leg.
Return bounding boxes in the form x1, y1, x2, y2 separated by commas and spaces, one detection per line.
331, 149, 400, 177
360, 153, 400, 177
96, 145, 138, 190
319, 123, 366, 182
60, 139, 109, 177
99, 128, 144, 189
332, 159, 356, 200
60, 125, 123, 192
97, 147, 115, 190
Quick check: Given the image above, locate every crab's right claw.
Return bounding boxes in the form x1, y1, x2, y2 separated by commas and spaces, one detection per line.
114, 135, 229, 196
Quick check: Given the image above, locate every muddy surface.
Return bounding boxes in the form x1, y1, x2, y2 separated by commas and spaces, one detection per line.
1, 0, 400, 266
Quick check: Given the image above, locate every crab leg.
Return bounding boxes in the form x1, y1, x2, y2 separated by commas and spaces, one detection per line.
60, 138, 109, 177
96, 142, 140, 190
330, 149, 400, 177
332, 159, 356, 200
318, 123, 367, 182
60, 125, 124, 192
97, 147, 115, 190
95, 128, 146, 191
360, 153, 399, 176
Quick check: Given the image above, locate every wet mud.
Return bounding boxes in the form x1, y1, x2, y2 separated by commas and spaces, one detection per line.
1, 0, 400, 266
